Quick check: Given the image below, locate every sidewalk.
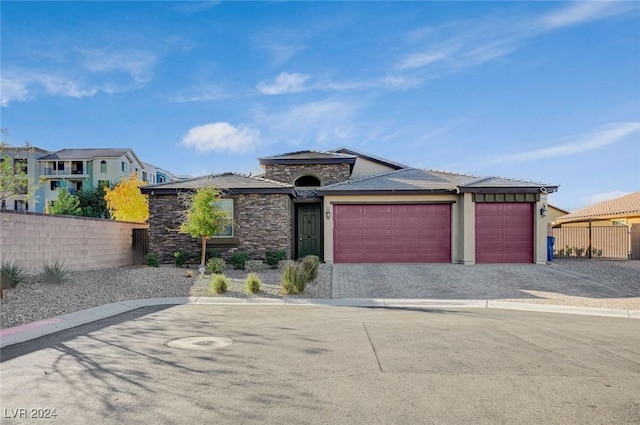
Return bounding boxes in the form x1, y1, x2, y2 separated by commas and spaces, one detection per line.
2, 296, 638, 349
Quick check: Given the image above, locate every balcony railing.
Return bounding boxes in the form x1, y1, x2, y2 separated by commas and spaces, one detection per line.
42, 168, 87, 176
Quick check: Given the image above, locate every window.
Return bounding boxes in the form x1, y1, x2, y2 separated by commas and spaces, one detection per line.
50, 180, 61, 191
98, 180, 110, 188
213, 199, 234, 237
57, 161, 65, 171
100, 160, 107, 173
121, 162, 126, 172
142, 172, 148, 182
71, 181, 83, 192
14, 158, 27, 174
14, 201, 28, 212
294, 175, 321, 187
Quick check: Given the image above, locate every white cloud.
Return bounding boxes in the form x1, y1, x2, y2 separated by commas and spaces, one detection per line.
396, 2, 634, 72
80, 48, 157, 83
496, 122, 640, 162
581, 191, 630, 207
253, 98, 359, 146
539, 1, 632, 30
1, 72, 97, 107
171, 84, 227, 103
257, 72, 310, 95
181, 122, 260, 153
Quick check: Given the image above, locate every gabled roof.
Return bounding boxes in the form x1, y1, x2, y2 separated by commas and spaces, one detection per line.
330, 147, 408, 170
259, 150, 356, 165
318, 168, 472, 194
38, 148, 133, 161
555, 191, 640, 223
140, 172, 295, 195
459, 176, 557, 193
318, 168, 556, 195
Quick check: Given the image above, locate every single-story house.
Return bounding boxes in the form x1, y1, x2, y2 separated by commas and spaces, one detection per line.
141, 148, 558, 264
553, 191, 640, 227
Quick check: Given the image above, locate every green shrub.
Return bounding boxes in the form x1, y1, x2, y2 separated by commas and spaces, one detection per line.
210, 274, 229, 294
144, 253, 159, 267
205, 248, 222, 262
39, 260, 70, 284
1, 261, 28, 288
265, 250, 287, 269
206, 257, 225, 274
231, 252, 248, 270
300, 255, 320, 283
174, 250, 190, 267
245, 272, 262, 294
280, 260, 305, 295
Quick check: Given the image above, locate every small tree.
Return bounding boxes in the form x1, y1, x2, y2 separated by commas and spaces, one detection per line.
104, 173, 149, 222
179, 186, 232, 267
50, 187, 81, 216
0, 130, 41, 208
77, 185, 110, 218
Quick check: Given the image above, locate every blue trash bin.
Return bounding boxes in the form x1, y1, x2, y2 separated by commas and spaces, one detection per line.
547, 236, 555, 261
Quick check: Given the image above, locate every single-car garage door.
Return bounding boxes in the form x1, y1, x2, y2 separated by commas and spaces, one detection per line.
333, 204, 451, 263
475, 203, 533, 263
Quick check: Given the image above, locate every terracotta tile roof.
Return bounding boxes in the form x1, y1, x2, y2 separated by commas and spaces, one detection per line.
555, 191, 640, 223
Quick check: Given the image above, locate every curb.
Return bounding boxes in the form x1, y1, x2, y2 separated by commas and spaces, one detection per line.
1, 297, 638, 349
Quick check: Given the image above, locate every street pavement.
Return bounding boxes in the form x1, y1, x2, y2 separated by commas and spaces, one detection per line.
1, 304, 639, 425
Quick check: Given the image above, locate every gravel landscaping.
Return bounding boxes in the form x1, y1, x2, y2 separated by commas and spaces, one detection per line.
0, 262, 332, 329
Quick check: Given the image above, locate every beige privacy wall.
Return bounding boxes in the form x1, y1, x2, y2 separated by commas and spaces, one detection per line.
0, 212, 148, 272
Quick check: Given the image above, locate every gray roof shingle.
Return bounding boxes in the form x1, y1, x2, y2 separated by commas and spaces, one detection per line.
141, 172, 294, 194
38, 148, 132, 160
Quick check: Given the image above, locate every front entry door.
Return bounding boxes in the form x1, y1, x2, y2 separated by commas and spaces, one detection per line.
297, 204, 322, 259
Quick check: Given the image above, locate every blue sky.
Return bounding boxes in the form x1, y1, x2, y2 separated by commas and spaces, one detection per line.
2, 1, 639, 211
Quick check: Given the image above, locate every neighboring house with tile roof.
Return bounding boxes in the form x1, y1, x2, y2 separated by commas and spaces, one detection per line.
142, 149, 558, 265
0, 145, 50, 213
554, 191, 640, 227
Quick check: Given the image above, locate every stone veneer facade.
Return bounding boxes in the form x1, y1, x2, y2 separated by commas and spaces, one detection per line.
263, 163, 351, 186
148, 192, 292, 263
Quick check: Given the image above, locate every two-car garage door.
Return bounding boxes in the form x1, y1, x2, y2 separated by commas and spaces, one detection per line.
333, 202, 534, 264
333, 204, 451, 263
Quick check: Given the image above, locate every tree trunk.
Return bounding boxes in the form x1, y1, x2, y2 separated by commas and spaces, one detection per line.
201, 236, 207, 266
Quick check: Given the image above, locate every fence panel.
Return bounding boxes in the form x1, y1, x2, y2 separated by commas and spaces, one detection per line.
132, 228, 149, 265
552, 225, 629, 260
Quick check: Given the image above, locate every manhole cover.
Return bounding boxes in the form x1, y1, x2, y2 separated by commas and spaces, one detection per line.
164, 336, 233, 351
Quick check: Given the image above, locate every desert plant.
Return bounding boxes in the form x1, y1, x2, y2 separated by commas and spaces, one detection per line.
565, 245, 573, 257
300, 255, 320, 283
205, 248, 222, 262
265, 250, 287, 269
210, 274, 229, 294
39, 260, 70, 284
575, 247, 585, 258
245, 272, 262, 294
280, 260, 305, 295
206, 257, 225, 274
0, 261, 28, 288
231, 252, 248, 270
144, 253, 159, 267
174, 250, 190, 267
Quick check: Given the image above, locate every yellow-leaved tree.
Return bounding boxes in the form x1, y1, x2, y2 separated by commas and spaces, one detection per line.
104, 173, 149, 223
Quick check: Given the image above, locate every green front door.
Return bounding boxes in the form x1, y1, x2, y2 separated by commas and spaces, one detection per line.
297, 204, 322, 259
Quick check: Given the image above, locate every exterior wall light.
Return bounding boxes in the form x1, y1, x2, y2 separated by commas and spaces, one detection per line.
540, 204, 548, 218
325, 208, 331, 219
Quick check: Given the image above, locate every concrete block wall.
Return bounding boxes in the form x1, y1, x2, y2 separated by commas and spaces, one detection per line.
0, 212, 148, 272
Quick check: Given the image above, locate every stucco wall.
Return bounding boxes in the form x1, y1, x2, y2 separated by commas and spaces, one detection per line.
349, 158, 395, 180
147, 193, 292, 263
0, 212, 147, 272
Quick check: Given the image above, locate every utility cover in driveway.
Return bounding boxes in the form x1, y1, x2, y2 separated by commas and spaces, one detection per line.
475, 203, 533, 263
333, 204, 451, 263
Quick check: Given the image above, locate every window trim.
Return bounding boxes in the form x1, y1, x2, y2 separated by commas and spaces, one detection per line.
100, 160, 107, 173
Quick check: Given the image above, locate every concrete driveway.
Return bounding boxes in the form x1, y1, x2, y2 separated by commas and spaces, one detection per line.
332, 260, 640, 310
1, 305, 639, 425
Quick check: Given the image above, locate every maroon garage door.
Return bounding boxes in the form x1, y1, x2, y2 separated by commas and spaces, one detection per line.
475, 203, 533, 263
333, 204, 451, 263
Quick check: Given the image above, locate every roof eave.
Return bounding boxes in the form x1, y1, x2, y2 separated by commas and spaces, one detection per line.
142, 187, 295, 196
259, 157, 356, 166
317, 189, 456, 196
458, 186, 559, 194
